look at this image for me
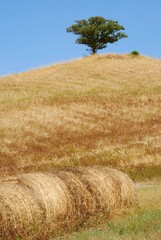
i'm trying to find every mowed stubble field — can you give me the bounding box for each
[0,54,161,239]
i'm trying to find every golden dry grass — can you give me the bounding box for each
[0,166,137,239]
[0,54,161,178]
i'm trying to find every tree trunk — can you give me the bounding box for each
[91,47,97,54]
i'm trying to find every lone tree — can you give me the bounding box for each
[66,16,128,54]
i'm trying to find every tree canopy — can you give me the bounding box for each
[66,16,128,54]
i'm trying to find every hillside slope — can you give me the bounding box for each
[0,54,161,179]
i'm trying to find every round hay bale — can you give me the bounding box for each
[0,167,138,238]
[0,181,43,233]
[56,171,96,221]
[100,167,138,206]
[68,167,122,214]
[17,172,73,223]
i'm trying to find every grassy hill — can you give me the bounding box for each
[1,53,161,239]
[0,53,161,180]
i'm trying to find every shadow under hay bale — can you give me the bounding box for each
[0,167,138,239]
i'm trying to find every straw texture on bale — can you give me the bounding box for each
[68,167,122,214]
[0,183,42,229]
[0,166,138,238]
[100,167,138,206]
[16,172,73,223]
[56,171,95,220]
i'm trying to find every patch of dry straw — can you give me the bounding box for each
[0,167,138,238]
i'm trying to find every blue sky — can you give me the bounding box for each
[0,0,161,75]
